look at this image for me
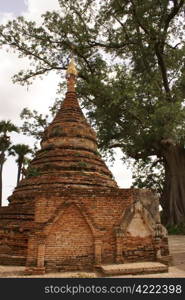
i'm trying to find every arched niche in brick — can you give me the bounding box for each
[40,200,98,237]
[44,203,95,271]
[117,200,155,236]
[114,201,156,263]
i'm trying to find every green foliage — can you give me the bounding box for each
[77,161,88,169]
[20,108,49,141]
[132,157,165,195]
[0,120,19,204]
[167,223,185,235]
[51,126,64,137]
[94,150,101,157]
[0,120,19,160]
[0,136,10,154]
[26,166,40,178]
[9,143,33,183]
[1,1,185,158]
[0,120,19,136]
[73,152,81,157]
[9,144,33,163]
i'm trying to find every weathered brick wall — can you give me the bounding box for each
[45,204,94,271]
[25,188,167,271]
[0,205,34,265]
[34,189,133,227]
[26,234,39,267]
[101,232,116,264]
[0,188,169,271]
[122,236,156,262]
[25,188,133,270]
[160,237,169,256]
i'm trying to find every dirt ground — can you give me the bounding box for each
[0,235,184,278]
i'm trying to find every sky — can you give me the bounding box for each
[0,0,27,15]
[0,0,132,205]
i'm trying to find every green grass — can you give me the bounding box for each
[167,223,185,235]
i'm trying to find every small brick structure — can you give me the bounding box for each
[0,60,169,275]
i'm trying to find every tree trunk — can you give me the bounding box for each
[0,163,3,207]
[0,151,5,207]
[17,162,22,185]
[160,144,185,226]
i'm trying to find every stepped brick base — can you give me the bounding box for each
[98,262,168,276]
[24,267,46,275]
[0,255,26,266]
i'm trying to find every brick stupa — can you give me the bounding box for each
[0,59,169,275]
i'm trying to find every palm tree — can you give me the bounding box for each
[0,120,19,206]
[9,144,33,185]
[21,157,32,180]
[0,120,19,138]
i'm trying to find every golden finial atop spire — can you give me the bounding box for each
[66,56,78,92]
[66,57,78,77]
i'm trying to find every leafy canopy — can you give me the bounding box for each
[9,144,33,164]
[0,0,185,161]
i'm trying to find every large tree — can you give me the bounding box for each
[1,0,185,225]
[9,144,33,185]
[0,121,19,206]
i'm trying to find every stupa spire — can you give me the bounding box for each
[8,54,117,201]
[66,57,78,92]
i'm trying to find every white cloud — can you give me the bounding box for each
[108,149,133,188]
[24,0,60,22]
[0,12,14,24]
[0,49,59,123]
[25,0,60,13]
[0,0,132,206]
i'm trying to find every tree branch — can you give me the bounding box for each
[108,143,126,149]
[130,0,150,35]
[154,40,173,100]
[164,0,185,32]
[14,66,63,83]
[107,143,156,159]
[1,35,52,67]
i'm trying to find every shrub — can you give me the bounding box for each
[166,223,185,235]
[27,167,41,178]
